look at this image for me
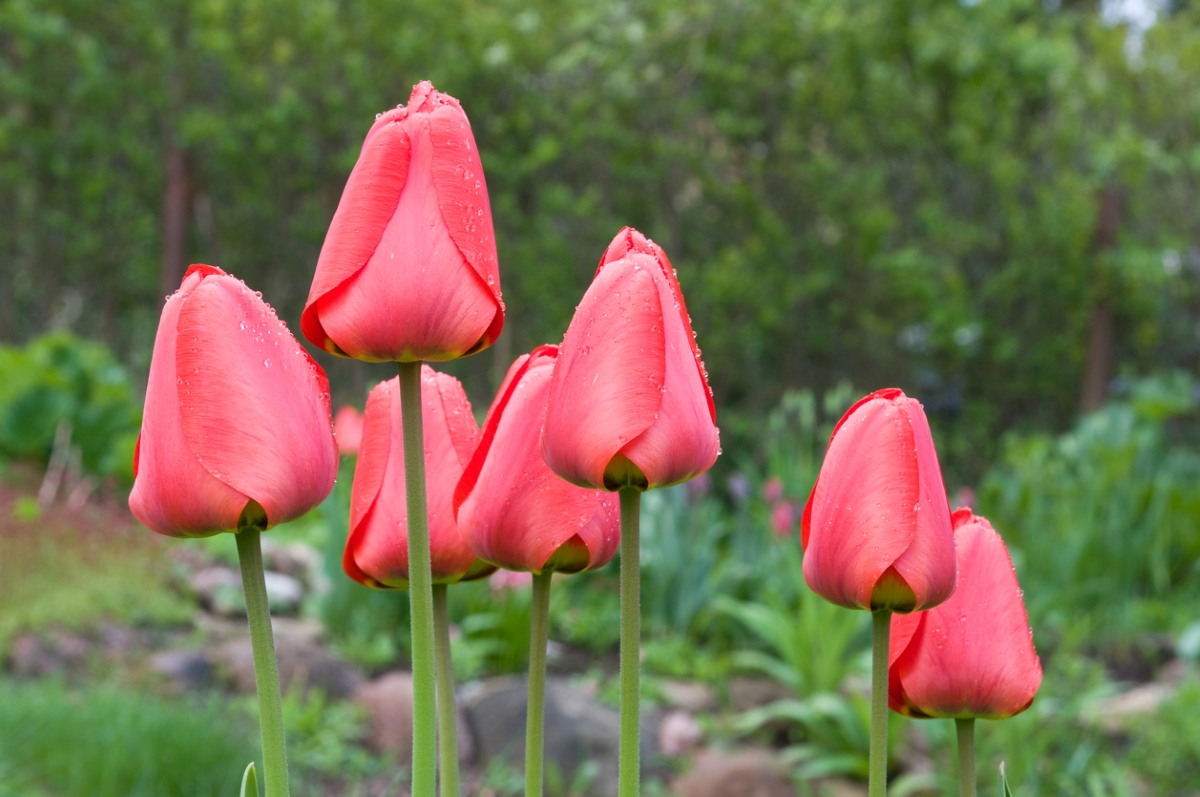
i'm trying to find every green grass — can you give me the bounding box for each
[0,517,192,652]
[0,680,256,797]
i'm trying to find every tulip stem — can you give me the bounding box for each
[235,528,290,797]
[618,487,641,797]
[399,360,437,797]
[432,584,459,797]
[956,718,976,797]
[526,571,553,797]
[869,609,891,797]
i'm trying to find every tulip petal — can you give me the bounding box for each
[303,121,410,354]
[458,347,620,572]
[802,395,919,609]
[619,251,720,487]
[890,512,1042,719]
[428,102,503,351]
[129,272,249,536]
[889,402,957,610]
[176,276,338,529]
[316,121,496,362]
[542,260,666,489]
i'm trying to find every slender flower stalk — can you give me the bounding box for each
[956,718,976,797]
[432,584,459,797]
[235,527,290,797]
[399,360,437,797]
[869,610,891,797]
[618,488,641,797]
[525,572,553,797]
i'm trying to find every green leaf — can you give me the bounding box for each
[240,762,257,797]
[998,762,1014,797]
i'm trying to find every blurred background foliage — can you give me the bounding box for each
[3,0,1200,484]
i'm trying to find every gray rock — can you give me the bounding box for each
[463,676,662,797]
[190,566,244,616]
[658,710,703,756]
[730,677,793,712]
[150,649,215,691]
[353,671,474,765]
[213,633,362,699]
[672,749,796,797]
[263,571,304,614]
[5,631,90,677]
[659,679,717,713]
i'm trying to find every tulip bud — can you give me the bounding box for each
[801,388,956,612]
[456,345,620,574]
[344,366,495,588]
[889,509,1042,719]
[130,265,338,537]
[303,81,504,363]
[334,406,364,456]
[541,227,720,491]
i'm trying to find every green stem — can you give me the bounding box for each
[956,718,976,797]
[869,610,891,797]
[526,571,553,797]
[618,488,641,797]
[399,360,437,797]
[235,528,290,797]
[432,584,459,797]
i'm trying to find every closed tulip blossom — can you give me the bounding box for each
[541,227,718,797]
[456,344,620,797]
[334,406,364,456]
[130,264,338,537]
[302,80,503,363]
[129,263,338,797]
[343,366,495,588]
[802,388,956,614]
[890,508,1042,720]
[457,345,620,576]
[801,387,956,797]
[890,509,1041,797]
[542,227,719,491]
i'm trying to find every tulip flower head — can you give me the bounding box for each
[344,366,496,588]
[801,389,956,613]
[334,405,364,456]
[302,81,504,363]
[889,509,1042,719]
[456,345,620,574]
[541,227,720,492]
[130,264,339,537]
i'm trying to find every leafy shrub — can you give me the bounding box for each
[0,332,141,482]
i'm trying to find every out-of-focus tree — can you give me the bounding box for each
[1,0,1197,479]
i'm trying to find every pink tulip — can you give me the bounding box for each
[456,345,619,574]
[762,477,784,504]
[770,501,796,538]
[130,264,338,537]
[889,509,1042,719]
[541,227,720,491]
[343,366,495,588]
[302,81,504,363]
[801,389,956,612]
[334,406,364,456]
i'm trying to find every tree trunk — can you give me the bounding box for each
[159,146,189,298]
[1079,187,1120,414]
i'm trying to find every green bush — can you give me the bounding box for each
[0,332,141,483]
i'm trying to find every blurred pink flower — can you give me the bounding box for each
[489,569,533,593]
[770,501,797,537]
[334,405,363,456]
[762,476,784,504]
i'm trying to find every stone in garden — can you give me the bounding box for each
[1086,682,1176,734]
[149,649,214,691]
[6,631,90,677]
[262,570,304,614]
[463,675,663,797]
[659,679,717,713]
[213,632,362,698]
[353,670,473,765]
[190,566,244,615]
[260,538,322,582]
[658,710,703,756]
[671,749,796,797]
[730,676,792,712]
